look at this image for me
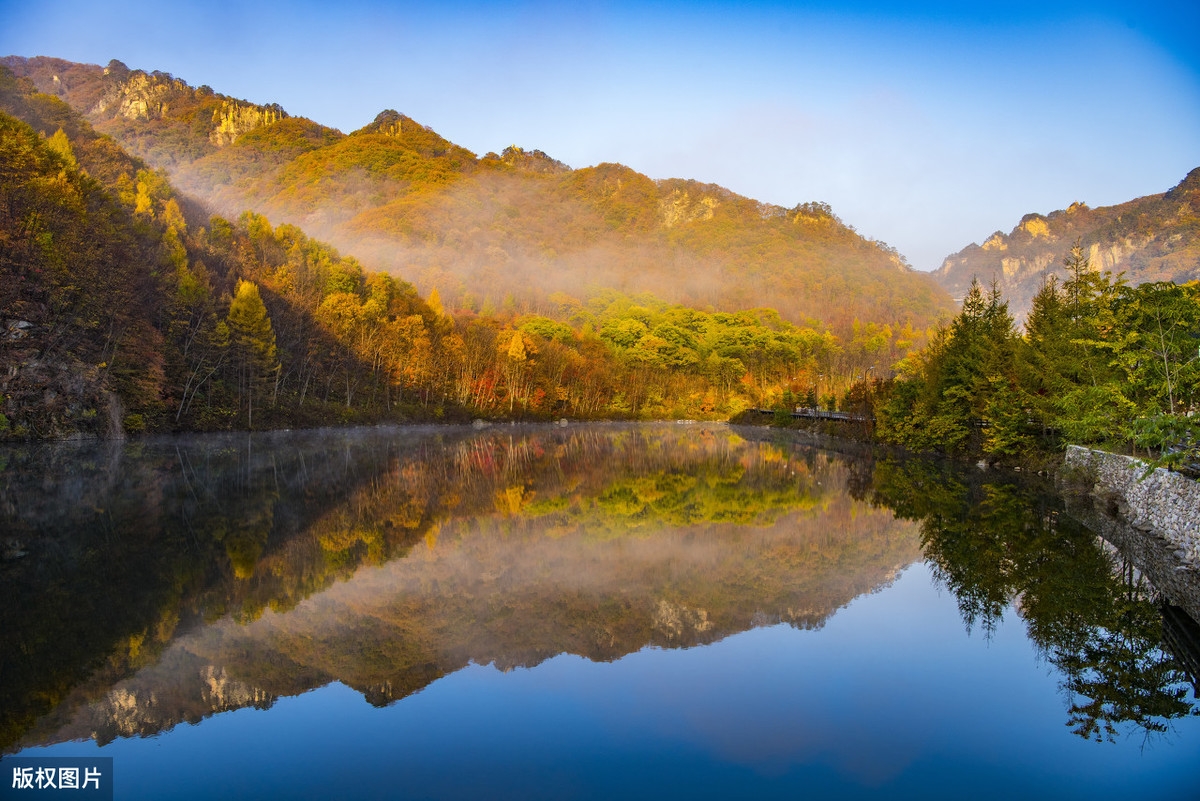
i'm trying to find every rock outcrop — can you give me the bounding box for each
[934,170,1200,319]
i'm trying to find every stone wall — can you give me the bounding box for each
[1062,445,1200,566]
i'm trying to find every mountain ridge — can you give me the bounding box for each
[932,168,1200,318]
[1,55,952,335]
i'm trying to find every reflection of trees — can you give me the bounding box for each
[10,428,1198,752]
[1,431,418,749]
[140,452,918,723]
[1059,584,1192,742]
[869,456,1197,742]
[6,425,924,748]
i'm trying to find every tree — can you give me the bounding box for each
[502,330,530,411]
[226,280,279,428]
[427,286,445,317]
[46,128,77,171]
[1058,238,1121,389]
[1111,282,1200,416]
[1019,275,1072,433]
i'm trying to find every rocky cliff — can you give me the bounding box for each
[2,56,292,166]
[934,169,1200,319]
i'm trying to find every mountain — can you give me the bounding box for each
[0,69,174,439]
[2,56,953,334]
[0,63,459,438]
[0,60,936,436]
[933,169,1200,318]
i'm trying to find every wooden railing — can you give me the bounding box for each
[753,408,871,423]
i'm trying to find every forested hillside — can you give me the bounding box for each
[2,56,953,336]
[934,170,1200,319]
[0,65,925,438]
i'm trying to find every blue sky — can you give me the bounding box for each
[2,0,1197,270]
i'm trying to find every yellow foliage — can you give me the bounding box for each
[319,527,369,552]
[388,496,427,527]
[506,330,527,361]
[758,443,786,463]
[496,485,526,515]
[427,286,445,317]
[134,179,153,215]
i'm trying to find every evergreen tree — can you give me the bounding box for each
[1051,240,1127,442]
[1019,275,1072,433]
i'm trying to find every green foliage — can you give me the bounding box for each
[1057,385,1136,444]
[519,316,574,344]
[876,280,1020,456]
[1110,281,1200,416]
[1131,414,1200,476]
[874,244,1200,464]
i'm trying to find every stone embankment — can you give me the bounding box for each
[1062,445,1200,567]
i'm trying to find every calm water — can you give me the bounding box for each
[2,423,1198,800]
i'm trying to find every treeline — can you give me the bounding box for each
[144,203,926,429]
[843,243,1200,469]
[1,98,932,438]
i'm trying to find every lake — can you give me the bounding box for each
[2,422,1198,800]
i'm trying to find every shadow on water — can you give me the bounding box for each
[1,423,1197,753]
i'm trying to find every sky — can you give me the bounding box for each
[2,0,1198,270]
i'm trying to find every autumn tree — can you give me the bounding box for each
[226,280,279,428]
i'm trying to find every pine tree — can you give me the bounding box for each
[1019,275,1071,433]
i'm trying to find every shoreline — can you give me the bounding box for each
[731,412,1200,608]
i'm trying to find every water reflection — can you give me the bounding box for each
[866,454,1198,742]
[1,424,1196,757]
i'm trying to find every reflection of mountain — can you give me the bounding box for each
[11,425,1194,751]
[5,424,921,749]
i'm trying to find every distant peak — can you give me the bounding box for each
[1165,166,1200,201]
[354,109,427,137]
[498,145,569,173]
[373,109,407,126]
